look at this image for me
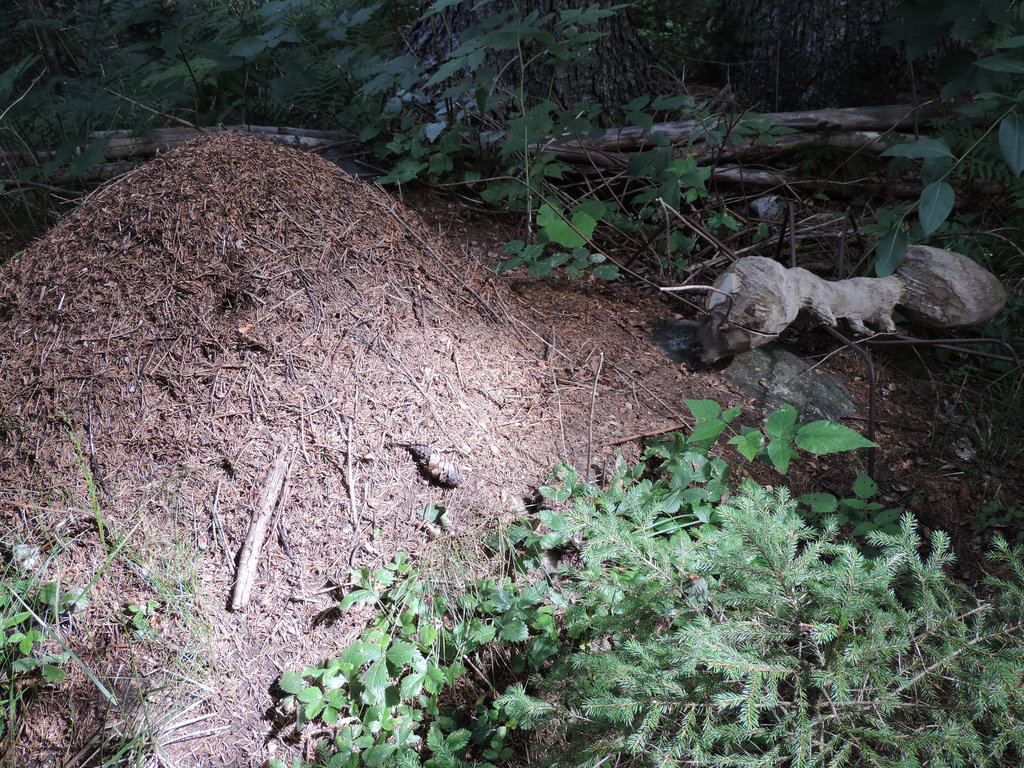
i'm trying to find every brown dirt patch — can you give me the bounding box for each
[1,132,1019,766]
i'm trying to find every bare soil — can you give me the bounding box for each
[1,133,1019,766]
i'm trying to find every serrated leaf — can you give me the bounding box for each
[400,671,424,699]
[795,422,876,454]
[685,399,721,422]
[497,617,529,643]
[918,181,955,235]
[766,438,796,474]
[537,204,585,248]
[297,686,323,705]
[278,671,306,694]
[592,263,619,280]
[852,472,878,499]
[999,112,1024,177]
[765,405,798,438]
[361,657,390,703]
[423,121,446,142]
[728,431,763,462]
[386,640,416,667]
[447,728,472,751]
[41,664,65,683]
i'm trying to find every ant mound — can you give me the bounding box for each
[0,132,693,764]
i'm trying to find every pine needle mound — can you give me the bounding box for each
[0,133,558,760]
[2,132,546,538]
[0,132,697,763]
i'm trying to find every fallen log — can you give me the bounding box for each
[0,124,353,169]
[558,103,946,153]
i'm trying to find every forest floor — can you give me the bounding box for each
[1,133,1020,767]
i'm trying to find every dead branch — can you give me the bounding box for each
[562,103,946,153]
[231,443,292,611]
[1,125,355,170]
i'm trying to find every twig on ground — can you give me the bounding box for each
[347,389,360,530]
[417,286,430,349]
[231,443,292,611]
[607,423,691,446]
[586,352,604,482]
[210,480,233,566]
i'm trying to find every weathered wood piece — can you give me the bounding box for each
[895,245,1008,329]
[697,247,1007,362]
[558,104,945,152]
[231,444,292,611]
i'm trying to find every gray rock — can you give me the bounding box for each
[725,346,856,423]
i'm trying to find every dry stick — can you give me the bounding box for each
[548,324,568,457]
[231,444,292,611]
[607,423,691,446]
[210,480,233,566]
[346,389,360,530]
[106,88,201,130]
[585,353,604,481]
[417,286,430,349]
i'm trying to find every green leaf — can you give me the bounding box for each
[852,472,878,499]
[799,493,838,515]
[297,686,323,705]
[278,671,306,694]
[537,204,585,248]
[685,399,722,422]
[918,181,955,235]
[795,422,876,454]
[764,405,798,439]
[386,641,416,667]
[230,37,268,58]
[423,121,446,142]
[41,664,65,683]
[880,138,954,159]
[728,431,763,462]
[975,55,1024,74]
[592,263,619,280]
[339,588,374,611]
[766,438,797,474]
[874,226,907,277]
[362,657,390,703]
[688,420,728,446]
[999,112,1024,177]
[497,617,529,643]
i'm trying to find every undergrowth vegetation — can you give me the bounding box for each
[270,402,1024,767]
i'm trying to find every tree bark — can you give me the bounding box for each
[730,0,906,111]
[406,0,670,124]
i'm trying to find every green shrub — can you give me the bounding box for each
[500,486,1024,767]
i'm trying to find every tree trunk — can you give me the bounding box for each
[407,0,669,124]
[731,0,906,111]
